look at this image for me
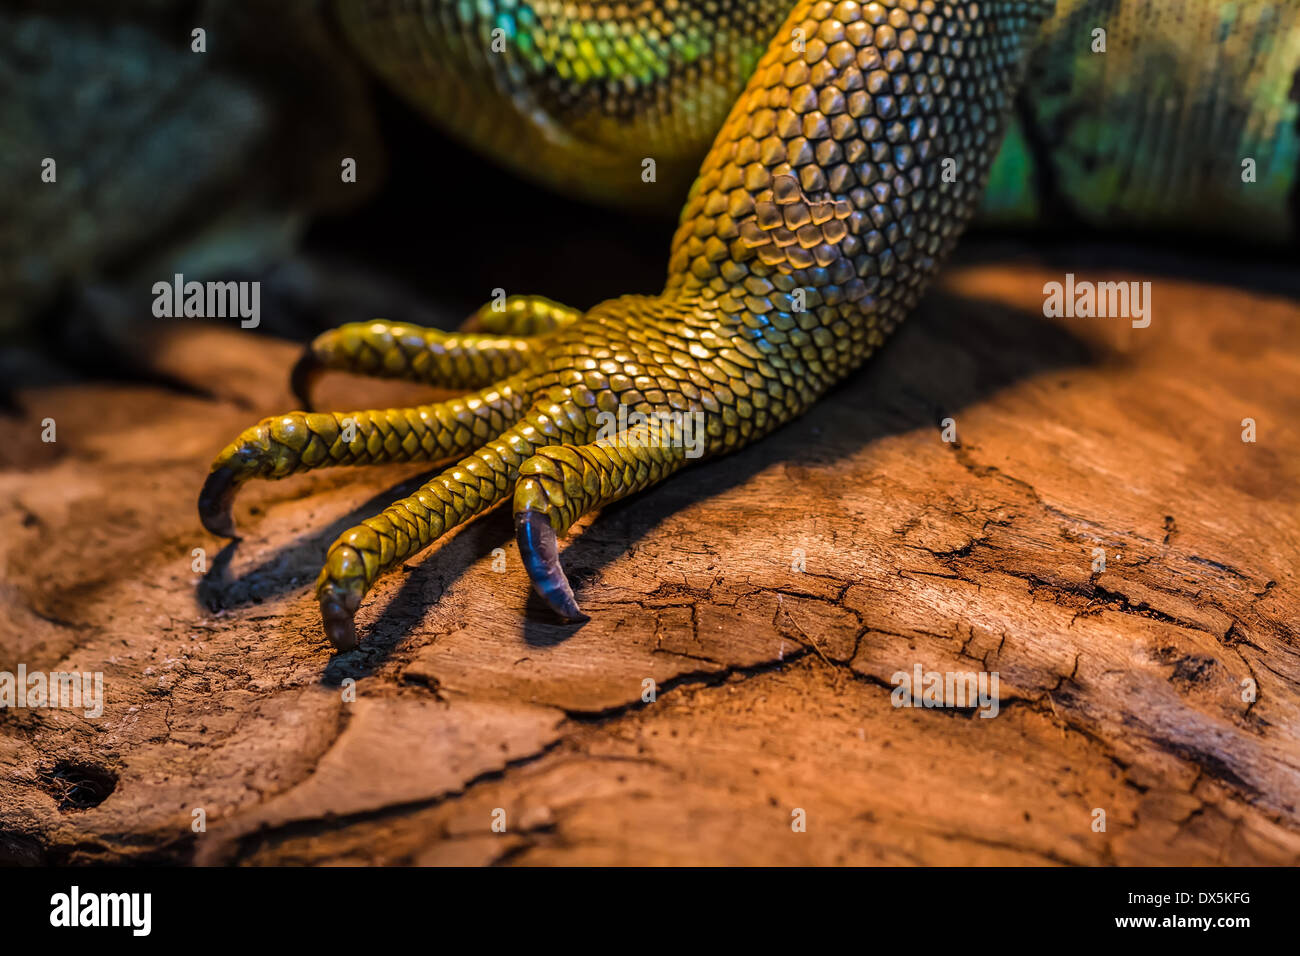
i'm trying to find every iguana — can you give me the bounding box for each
[199,0,1300,650]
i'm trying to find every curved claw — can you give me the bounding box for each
[515,511,588,623]
[198,466,241,539]
[319,587,360,651]
[289,350,322,412]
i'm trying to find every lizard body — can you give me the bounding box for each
[200,0,1300,647]
[338,0,1300,235]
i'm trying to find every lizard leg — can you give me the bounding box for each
[315,386,594,649]
[290,319,536,410]
[198,376,529,538]
[203,0,1054,645]
[513,416,692,621]
[457,294,583,336]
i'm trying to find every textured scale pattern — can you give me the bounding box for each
[336,0,798,203]
[202,0,1296,647]
[978,0,1300,238]
[297,320,535,392]
[339,0,1300,234]
[202,0,1053,647]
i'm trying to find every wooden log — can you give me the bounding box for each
[0,248,1297,865]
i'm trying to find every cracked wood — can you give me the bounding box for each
[1,252,1298,864]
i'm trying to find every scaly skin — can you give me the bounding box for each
[334,0,799,204]
[980,0,1300,238]
[202,0,1058,648]
[336,0,1300,235]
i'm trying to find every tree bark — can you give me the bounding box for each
[1,246,1297,865]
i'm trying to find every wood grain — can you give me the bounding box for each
[1,248,1297,865]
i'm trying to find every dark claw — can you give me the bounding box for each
[289,351,323,412]
[515,511,588,623]
[320,591,359,651]
[198,466,240,538]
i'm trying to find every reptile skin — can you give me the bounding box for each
[199,0,1300,649]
